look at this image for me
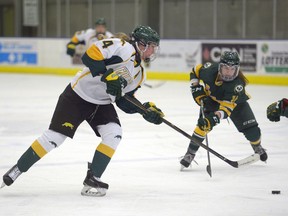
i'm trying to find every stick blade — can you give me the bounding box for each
[206,165,212,177]
[237,153,260,167]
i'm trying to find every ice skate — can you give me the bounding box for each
[180,152,197,171]
[81,165,109,197]
[251,144,268,162]
[1,164,22,188]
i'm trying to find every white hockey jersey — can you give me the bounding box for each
[72,28,114,47]
[70,38,146,105]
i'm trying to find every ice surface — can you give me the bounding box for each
[0,73,288,216]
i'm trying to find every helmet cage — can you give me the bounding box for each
[218,63,239,82]
[135,40,159,63]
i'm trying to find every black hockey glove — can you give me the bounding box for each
[198,112,220,131]
[267,98,288,122]
[142,102,164,125]
[101,68,128,100]
[191,84,207,106]
[66,42,76,57]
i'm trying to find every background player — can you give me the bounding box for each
[2,25,163,197]
[180,51,267,169]
[267,98,288,122]
[66,17,113,57]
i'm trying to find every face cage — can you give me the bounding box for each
[218,63,240,82]
[135,41,159,63]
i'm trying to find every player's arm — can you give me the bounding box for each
[66,31,85,57]
[189,64,207,106]
[116,90,164,125]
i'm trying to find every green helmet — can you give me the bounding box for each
[220,51,240,66]
[95,18,106,26]
[131,25,160,46]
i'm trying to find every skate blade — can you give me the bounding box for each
[81,185,107,197]
[1,182,6,189]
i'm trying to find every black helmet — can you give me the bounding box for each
[220,51,240,66]
[95,18,106,26]
[218,51,240,82]
[131,25,160,46]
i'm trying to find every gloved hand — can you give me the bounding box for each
[142,102,164,125]
[190,84,207,106]
[198,112,220,131]
[101,69,128,100]
[267,98,288,122]
[66,42,76,57]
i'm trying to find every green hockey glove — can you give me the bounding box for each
[142,102,164,125]
[190,84,207,106]
[198,112,220,131]
[267,98,288,122]
[66,42,76,57]
[101,69,128,100]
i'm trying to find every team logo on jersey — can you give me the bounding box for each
[234,85,244,94]
[49,141,57,148]
[114,135,122,139]
[62,122,74,130]
[203,62,212,68]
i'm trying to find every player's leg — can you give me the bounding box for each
[82,104,122,196]
[180,126,206,169]
[2,130,67,187]
[2,85,88,187]
[230,102,267,162]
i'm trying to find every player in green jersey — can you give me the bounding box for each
[180,51,267,169]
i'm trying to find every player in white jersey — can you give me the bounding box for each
[66,18,113,57]
[2,25,163,197]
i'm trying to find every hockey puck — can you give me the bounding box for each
[271,190,281,194]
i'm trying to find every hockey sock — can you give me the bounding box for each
[17,145,41,172]
[90,143,115,178]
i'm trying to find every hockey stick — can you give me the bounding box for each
[200,100,212,177]
[123,95,260,168]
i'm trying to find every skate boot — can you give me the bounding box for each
[180,151,196,171]
[251,144,268,162]
[81,163,109,197]
[1,164,22,188]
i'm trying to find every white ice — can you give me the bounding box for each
[0,73,288,216]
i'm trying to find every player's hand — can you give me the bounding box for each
[142,102,164,125]
[198,112,220,131]
[267,98,288,122]
[66,42,76,57]
[101,69,127,100]
[190,84,207,106]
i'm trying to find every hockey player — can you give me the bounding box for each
[66,17,113,57]
[267,98,288,122]
[180,51,267,169]
[2,25,163,197]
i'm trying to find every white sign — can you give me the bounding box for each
[23,0,39,26]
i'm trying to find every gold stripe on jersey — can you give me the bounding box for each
[86,44,104,60]
[219,105,232,116]
[193,64,203,78]
[96,143,115,158]
[136,65,145,87]
[71,35,79,44]
[72,71,91,89]
[31,140,47,158]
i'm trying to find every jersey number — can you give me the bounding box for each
[102,40,113,49]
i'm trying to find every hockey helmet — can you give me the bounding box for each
[131,25,160,62]
[95,18,106,26]
[218,51,240,81]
